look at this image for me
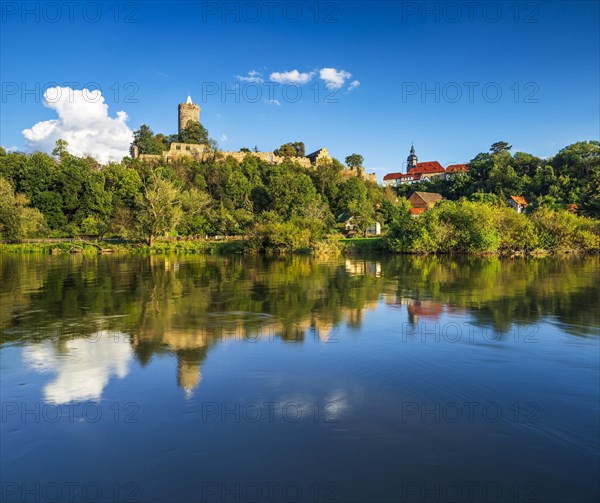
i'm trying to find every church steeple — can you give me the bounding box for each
[407,143,418,169]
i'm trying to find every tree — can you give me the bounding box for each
[131,125,168,155]
[135,173,181,245]
[179,120,209,144]
[274,142,305,158]
[552,141,600,178]
[274,143,297,158]
[0,177,46,241]
[490,141,512,155]
[240,147,251,153]
[345,154,364,168]
[52,139,69,159]
[348,198,375,237]
[268,172,319,219]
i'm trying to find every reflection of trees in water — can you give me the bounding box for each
[1,254,598,395]
[386,256,600,336]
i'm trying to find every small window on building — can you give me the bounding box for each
[186,146,191,151]
[176,146,181,151]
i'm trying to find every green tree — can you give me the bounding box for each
[180,120,209,144]
[135,173,181,245]
[345,154,364,168]
[131,125,168,155]
[52,139,69,159]
[268,172,318,219]
[0,177,46,241]
[491,141,512,154]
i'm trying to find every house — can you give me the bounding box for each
[566,204,578,214]
[338,212,381,236]
[507,195,528,213]
[445,164,470,179]
[408,191,443,216]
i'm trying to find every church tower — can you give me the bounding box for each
[178,95,201,137]
[407,143,418,169]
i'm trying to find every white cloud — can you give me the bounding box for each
[269,70,314,85]
[319,68,352,88]
[22,86,134,164]
[23,332,132,404]
[236,70,264,84]
[348,80,361,91]
[220,134,228,142]
[264,99,281,106]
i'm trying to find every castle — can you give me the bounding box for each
[132,95,377,183]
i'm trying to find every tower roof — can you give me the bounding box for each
[407,144,418,165]
[186,95,193,104]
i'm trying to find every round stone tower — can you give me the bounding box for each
[178,95,201,137]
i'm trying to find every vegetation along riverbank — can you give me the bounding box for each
[1,139,599,255]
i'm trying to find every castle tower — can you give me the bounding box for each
[178,95,201,137]
[407,143,418,169]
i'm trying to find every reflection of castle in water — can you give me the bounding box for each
[132,305,380,397]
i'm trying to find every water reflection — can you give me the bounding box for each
[1,254,599,402]
[22,331,132,403]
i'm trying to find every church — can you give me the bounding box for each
[383,145,469,186]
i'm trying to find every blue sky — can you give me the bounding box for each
[1,0,599,179]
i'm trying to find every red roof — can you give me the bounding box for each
[408,161,445,175]
[446,164,469,173]
[383,172,403,181]
[385,161,451,181]
[510,195,528,207]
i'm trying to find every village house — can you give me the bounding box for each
[507,195,528,213]
[338,212,382,236]
[408,191,444,216]
[445,163,470,179]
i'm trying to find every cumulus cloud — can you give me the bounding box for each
[269,70,314,85]
[22,86,134,164]
[348,80,361,91]
[319,68,352,88]
[237,70,264,84]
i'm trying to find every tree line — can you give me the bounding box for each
[0,139,598,253]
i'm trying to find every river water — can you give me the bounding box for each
[1,255,598,502]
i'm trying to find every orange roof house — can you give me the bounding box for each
[408,192,443,216]
[507,195,528,213]
[445,164,470,174]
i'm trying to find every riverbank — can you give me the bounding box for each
[0,237,596,256]
[0,238,382,255]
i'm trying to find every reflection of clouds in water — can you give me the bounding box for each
[23,332,132,404]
